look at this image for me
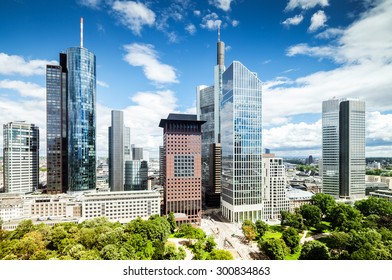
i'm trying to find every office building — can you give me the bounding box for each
[108,110,131,191]
[46,18,96,193]
[196,26,225,206]
[322,98,366,199]
[262,154,290,220]
[220,61,263,223]
[3,122,39,194]
[46,57,67,194]
[132,145,144,160]
[124,160,148,191]
[159,114,205,225]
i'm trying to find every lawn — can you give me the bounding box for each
[285,248,301,260]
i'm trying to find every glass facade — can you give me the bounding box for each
[220,61,263,223]
[66,47,96,191]
[124,160,148,191]
[322,98,365,198]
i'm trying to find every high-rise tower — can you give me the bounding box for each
[322,98,365,198]
[196,25,225,207]
[46,18,96,193]
[159,114,205,225]
[220,61,263,223]
[3,122,39,194]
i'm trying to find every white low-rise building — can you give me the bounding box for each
[81,190,161,223]
[287,187,314,212]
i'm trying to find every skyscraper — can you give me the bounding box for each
[124,160,148,191]
[109,110,131,192]
[322,98,366,198]
[3,122,39,194]
[46,18,96,193]
[220,61,263,223]
[196,26,225,206]
[131,145,144,160]
[262,153,290,220]
[159,114,205,225]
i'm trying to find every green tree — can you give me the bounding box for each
[258,239,289,260]
[10,219,35,240]
[162,242,186,260]
[207,249,234,260]
[310,193,336,217]
[281,227,300,253]
[167,212,177,233]
[328,203,363,231]
[242,220,257,242]
[355,196,392,215]
[100,244,121,260]
[205,235,217,252]
[280,210,304,230]
[299,204,322,228]
[255,220,269,239]
[299,241,330,260]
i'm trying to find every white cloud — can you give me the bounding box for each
[96,90,181,158]
[194,10,201,16]
[231,19,240,27]
[285,0,329,11]
[308,10,327,32]
[286,43,342,62]
[282,14,304,26]
[315,28,344,39]
[209,0,234,12]
[123,43,178,84]
[78,0,102,9]
[97,80,109,88]
[185,24,196,35]
[366,111,392,142]
[0,53,56,76]
[112,1,155,35]
[263,120,322,151]
[0,80,45,99]
[0,97,47,155]
[200,13,222,30]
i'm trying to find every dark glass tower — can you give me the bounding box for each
[46,23,96,193]
[46,54,68,193]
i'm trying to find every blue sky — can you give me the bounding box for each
[0,0,391,159]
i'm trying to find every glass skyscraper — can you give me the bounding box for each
[322,98,365,198]
[46,44,96,193]
[220,61,263,223]
[67,47,96,192]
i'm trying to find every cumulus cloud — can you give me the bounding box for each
[231,19,239,27]
[315,28,344,39]
[0,53,56,76]
[96,90,181,157]
[209,0,234,11]
[282,14,304,26]
[0,80,45,99]
[123,43,178,84]
[112,1,155,35]
[194,10,201,16]
[366,111,392,143]
[285,0,329,11]
[185,23,196,35]
[200,13,222,30]
[0,97,46,155]
[309,10,327,32]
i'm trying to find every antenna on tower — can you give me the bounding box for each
[218,22,221,42]
[80,17,84,48]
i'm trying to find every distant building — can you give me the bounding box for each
[287,187,314,212]
[322,98,365,199]
[159,113,205,225]
[262,155,290,220]
[108,110,131,191]
[124,160,148,191]
[132,145,144,161]
[3,122,39,194]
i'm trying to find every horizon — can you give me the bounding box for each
[0,0,391,159]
